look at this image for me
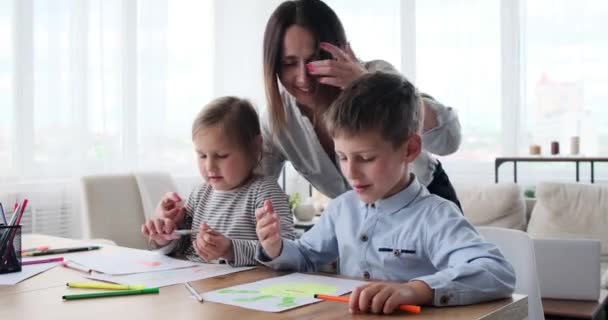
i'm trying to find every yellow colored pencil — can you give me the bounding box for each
[66,282,146,290]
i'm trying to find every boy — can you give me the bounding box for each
[255,72,515,314]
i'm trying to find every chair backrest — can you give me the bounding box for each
[477,226,544,320]
[527,182,608,256]
[80,174,148,249]
[134,171,178,220]
[458,183,527,230]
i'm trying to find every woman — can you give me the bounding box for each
[259,0,462,209]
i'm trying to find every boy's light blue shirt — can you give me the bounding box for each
[256,176,516,306]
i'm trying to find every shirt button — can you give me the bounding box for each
[440,295,450,305]
[360,234,368,242]
[393,249,401,257]
[363,271,370,280]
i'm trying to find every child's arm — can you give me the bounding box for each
[227,179,296,267]
[255,200,284,258]
[141,217,181,247]
[256,197,339,272]
[192,222,234,262]
[155,192,186,226]
[144,190,195,254]
[348,280,433,314]
[411,203,515,306]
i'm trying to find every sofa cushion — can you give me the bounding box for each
[458,183,527,230]
[527,182,608,256]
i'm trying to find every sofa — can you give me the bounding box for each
[457,182,608,292]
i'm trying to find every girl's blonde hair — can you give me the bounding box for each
[192,96,261,156]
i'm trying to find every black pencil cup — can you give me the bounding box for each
[0,225,22,274]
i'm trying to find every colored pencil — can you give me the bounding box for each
[62,288,159,300]
[184,282,204,302]
[22,246,101,257]
[61,261,92,273]
[22,257,64,265]
[67,282,146,290]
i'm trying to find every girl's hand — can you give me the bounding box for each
[155,192,185,224]
[193,223,234,262]
[255,200,283,259]
[141,217,181,246]
[306,42,367,89]
[349,281,432,314]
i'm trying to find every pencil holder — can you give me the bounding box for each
[0,225,22,274]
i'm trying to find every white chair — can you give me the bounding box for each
[134,171,178,220]
[81,173,176,249]
[477,226,544,320]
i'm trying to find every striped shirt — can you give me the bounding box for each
[163,175,295,267]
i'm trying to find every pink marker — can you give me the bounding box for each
[22,256,64,266]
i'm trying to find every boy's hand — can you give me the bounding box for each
[156,192,185,225]
[141,217,181,246]
[193,223,234,262]
[255,199,283,259]
[349,281,433,314]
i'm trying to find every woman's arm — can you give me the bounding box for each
[420,96,461,156]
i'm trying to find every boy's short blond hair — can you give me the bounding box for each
[323,72,423,148]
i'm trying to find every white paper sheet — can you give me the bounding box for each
[68,249,199,275]
[0,262,60,285]
[86,264,255,288]
[203,273,366,312]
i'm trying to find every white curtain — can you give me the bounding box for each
[1,0,607,237]
[0,0,215,237]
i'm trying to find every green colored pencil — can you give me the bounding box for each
[62,288,159,300]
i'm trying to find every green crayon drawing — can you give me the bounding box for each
[218,282,337,308]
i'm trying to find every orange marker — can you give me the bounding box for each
[314,294,421,314]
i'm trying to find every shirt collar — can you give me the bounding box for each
[358,174,423,215]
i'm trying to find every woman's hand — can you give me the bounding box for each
[306,42,367,89]
[193,223,234,262]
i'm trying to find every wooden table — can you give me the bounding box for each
[543,290,608,320]
[0,235,528,320]
[494,156,608,183]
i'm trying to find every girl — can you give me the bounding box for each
[142,96,295,267]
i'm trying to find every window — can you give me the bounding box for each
[416,0,501,163]
[327,0,402,71]
[0,0,13,179]
[524,0,608,157]
[1,0,213,237]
